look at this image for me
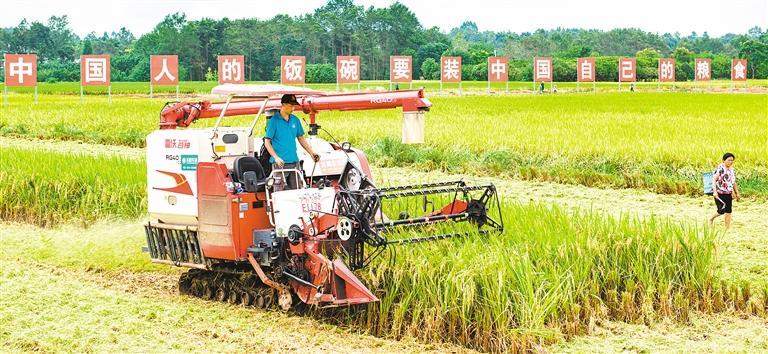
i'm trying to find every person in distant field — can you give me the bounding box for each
[708,152,740,229]
[552,84,558,93]
[264,94,320,190]
[539,81,545,94]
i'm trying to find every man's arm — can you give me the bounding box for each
[297,136,319,162]
[264,138,284,167]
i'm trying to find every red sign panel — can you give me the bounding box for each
[336,56,360,84]
[441,56,462,83]
[218,55,245,84]
[3,54,37,87]
[533,57,552,82]
[389,56,412,83]
[731,59,748,81]
[658,58,675,82]
[150,55,179,85]
[577,57,596,82]
[487,56,508,82]
[80,55,111,86]
[619,58,636,82]
[281,56,306,85]
[695,58,711,81]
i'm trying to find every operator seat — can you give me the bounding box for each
[233,156,266,192]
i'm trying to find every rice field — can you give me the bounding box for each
[2,166,765,351]
[0,146,146,226]
[1,86,766,352]
[1,142,766,351]
[1,91,765,198]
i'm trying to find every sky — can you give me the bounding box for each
[2,0,766,38]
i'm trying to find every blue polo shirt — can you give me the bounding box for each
[265,113,305,164]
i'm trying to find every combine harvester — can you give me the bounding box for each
[143,84,503,310]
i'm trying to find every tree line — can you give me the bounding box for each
[1,0,766,83]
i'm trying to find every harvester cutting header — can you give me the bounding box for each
[144,84,503,310]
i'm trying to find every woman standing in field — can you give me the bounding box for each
[708,152,740,229]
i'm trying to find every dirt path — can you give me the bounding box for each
[0,136,144,159]
[0,256,472,353]
[2,220,766,352]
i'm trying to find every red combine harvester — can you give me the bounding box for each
[143,84,503,310]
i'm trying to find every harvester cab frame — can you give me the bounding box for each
[143,84,503,311]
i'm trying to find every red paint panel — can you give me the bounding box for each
[3,54,37,86]
[151,55,179,85]
[81,55,111,86]
[218,55,245,84]
[281,56,306,85]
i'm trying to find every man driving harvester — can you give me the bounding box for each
[264,94,320,190]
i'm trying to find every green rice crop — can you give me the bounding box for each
[0,146,146,226]
[1,91,765,197]
[353,205,733,351]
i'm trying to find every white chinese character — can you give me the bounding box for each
[9,57,33,83]
[154,57,176,82]
[392,58,410,79]
[339,58,358,80]
[85,58,107,83]
[222,58,242,82]
[734,61,746,80]
[283,58,303,81]
[621,60,634,80]
[443,58,460,80]
[660,60,674,80]
[580,60,593,80]
[536,59,550,80]
[696,61,710,80]
[490,59,506,80]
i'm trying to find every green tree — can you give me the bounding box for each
[420,58,439,80]
[636,48,661,81]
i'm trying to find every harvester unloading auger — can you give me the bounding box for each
[143,84,503,310]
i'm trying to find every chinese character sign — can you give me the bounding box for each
[281,56,305,85]
[336,56,360,84]
[389,56,412,83]
[441,56,462,83]
[658,58,676,82]
[218,55,245,84]
[619,58,636,82]
[695,58,711,81]
[150,55,179,85]
[487,56,508,82]
[533,57,552,82]
[731,59,748,81]
[577,57,595,82]
[3,54,37,87]
[80,55,111,86]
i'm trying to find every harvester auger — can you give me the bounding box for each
[143,84,503,311]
